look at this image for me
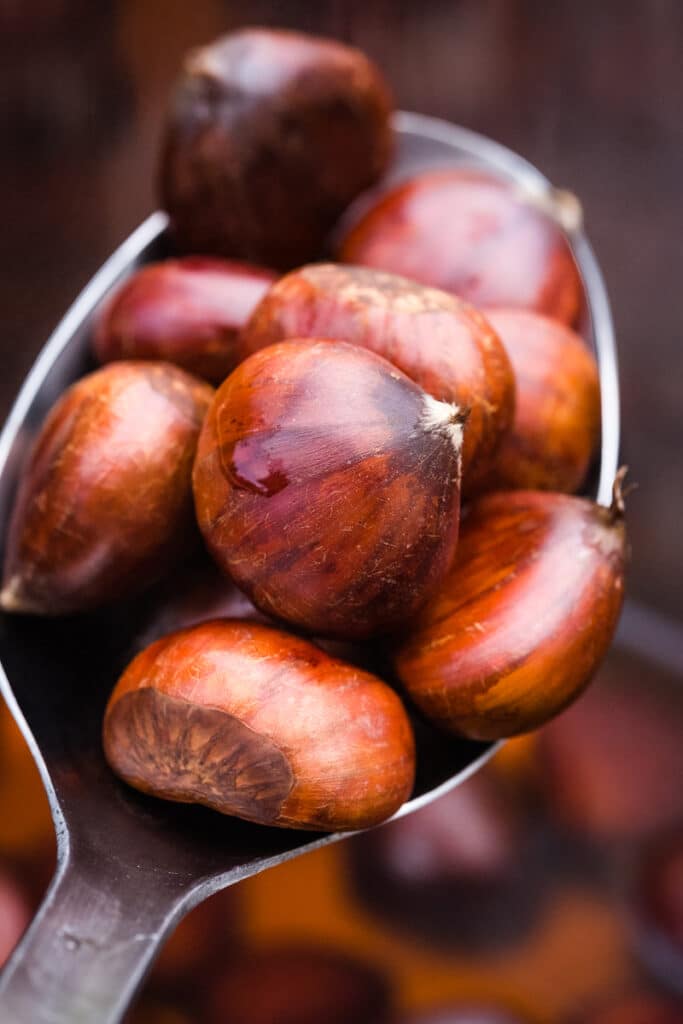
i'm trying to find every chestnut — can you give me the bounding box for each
[193,339,464,639]
[392,480,627,739]
[239,263,514,491]
[538,647,683,843]
[346,768,545,951]
[0,865,31,968]
[0,362,213,616]
[205,944,393,1024]
[93,257,276,384]
[103,620,415,831]
[483,309,600,493]
[159,29,393,269]
[338,169,583,325]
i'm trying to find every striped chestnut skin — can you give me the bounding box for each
[482,309,600,493]
[103,620,416,831]
[392,486,627,740]
[193,339,464,639]
[0,362,213,616]
[338,169,583,326]
[239,263,514,492]
[159,28,393,269]
[93,257,276,384]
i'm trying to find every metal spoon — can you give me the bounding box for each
[0,113,620,1024]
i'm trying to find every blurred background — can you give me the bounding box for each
[0,2,682,1022]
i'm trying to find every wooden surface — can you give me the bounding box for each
[1,1,681,622]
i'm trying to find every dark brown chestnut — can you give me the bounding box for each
[103,620,415,831]
[93,258,276,384]
[538,647,683,843]
[205,944,393,1024]
[0,362,213,616]
[239,263,514,491]
[392,481,627,739]
[338,169,583,325]
[159,29,393,269]
[483,309,600,492]
[193,339,464,639]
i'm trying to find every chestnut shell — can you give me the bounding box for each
[159,28,393,269]
[93,257,276,384]
[103,620,415,831]
[338,168,582,325]
[239,263,514,492]
[392,488,627,739]
[483,309,600,493]
[0,361,213,615]
[193,339,464,639]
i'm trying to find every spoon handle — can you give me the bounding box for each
[0,845,188,1023]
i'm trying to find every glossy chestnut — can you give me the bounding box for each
[103,620,416,831]
[193,339,464,639]
[0,362,213,616]
[160,28,393,269]
[483,309,600,492]
[392,481,627,739]
[338,168,583,325]
[93,258,276,384]
[240,263,514,490]
[206,944,393,1024]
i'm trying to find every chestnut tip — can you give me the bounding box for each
[518,184,584,235]
[0,577,39,615]
[419,394,467,455]
[610,465,634,520]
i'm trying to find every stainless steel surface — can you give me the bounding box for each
[0,112,620,1023]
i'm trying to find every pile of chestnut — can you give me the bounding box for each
[0,28,627,833]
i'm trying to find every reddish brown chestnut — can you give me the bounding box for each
[159,29,393,268]
[392,480,627,739]
[0,362,213,616]
[206,944,393,1024]
[482,309,600,492]
[396,1007,533,1024]
[93,258,276,384]
[103,620,415,831]
[193,339,464,639]
[239,264,514,491]
[338,169,583,325]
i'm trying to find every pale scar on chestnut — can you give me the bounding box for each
[104,689,294,823]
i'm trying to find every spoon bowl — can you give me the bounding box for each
[0,113,619,1024]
